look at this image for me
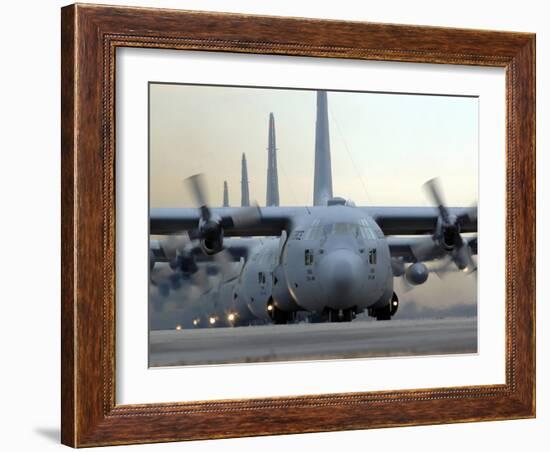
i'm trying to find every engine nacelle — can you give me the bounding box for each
[170,252,199,274]
[200,235,223,255]
[436,214,461,252]
[168,272,183,290]
[405,262,429,286]
[452,246,471,271]
[391,259,405,277]
[199,218,225,255]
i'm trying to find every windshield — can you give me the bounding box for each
[305,220,377,240]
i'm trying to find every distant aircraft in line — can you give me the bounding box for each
[150,91,477,326]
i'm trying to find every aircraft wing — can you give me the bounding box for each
[364,206,476,235]
[150,207,311,237]
[151,205,477,237]
[387,235,478,262]
[150,237,265,263]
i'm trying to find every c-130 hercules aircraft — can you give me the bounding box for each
[150,90,477,326]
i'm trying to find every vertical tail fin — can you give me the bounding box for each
[241,153,250,207]
[313,91,333,206]
[223,181,229,207]
[266,112,280,206]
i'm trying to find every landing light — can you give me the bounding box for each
[267,305,273,311]
[209,317,216,325]
[227,313,236,322]
[392,301,398,306]
[175,324,182,331]
[192,319,199,326]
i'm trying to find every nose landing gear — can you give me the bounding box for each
[325,307,356,323]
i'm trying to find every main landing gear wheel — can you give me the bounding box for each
[375,309,392,321]
[327,309,339,323]
[342,308,355,322]
[270,304,295,325]
[370,293,399,321]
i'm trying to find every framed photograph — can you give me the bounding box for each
[61,3,535,447]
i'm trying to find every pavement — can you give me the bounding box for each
[149,317,478,366]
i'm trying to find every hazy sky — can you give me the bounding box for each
[149,83,478,208]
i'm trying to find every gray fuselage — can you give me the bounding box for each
[234,204,394,320]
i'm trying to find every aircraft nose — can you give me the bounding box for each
[318,249,364,306]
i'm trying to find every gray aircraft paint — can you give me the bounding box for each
[266,112,280,207]
[234,238,280,320]
[281,205,393,313]
[225,204,394,320]
[241,153,250,207]
[223,181,229,207]
[313,91,333,206]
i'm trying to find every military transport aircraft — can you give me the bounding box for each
[149,91,477,325]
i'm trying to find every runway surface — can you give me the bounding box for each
[149,317,477,367]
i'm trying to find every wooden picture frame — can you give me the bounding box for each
[61,3,535,447]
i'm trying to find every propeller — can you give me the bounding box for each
[428,255,455,279]
[186,174,262,254]
[149,231,207,298]
[418,178,477,274]
[391,257,406,277]
[410,237,440,263]
[151,260,209,299]
[150,173,262,300]
[213,248,239,280]
[160,231,193,262]
[152,242,241,299]
[424,178,450,224]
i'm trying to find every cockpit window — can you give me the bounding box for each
[307,225,326,240]
[305,221,326,240]
[332,223,358,236]
[305,221,380,240]
[367,218,385,239]
[332,221,376,240]
[359,219,377,239]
